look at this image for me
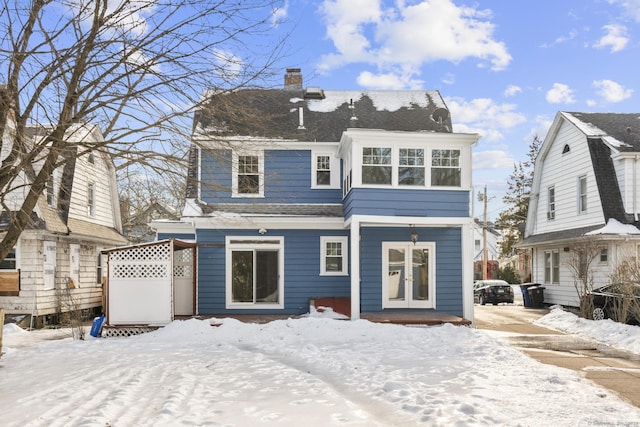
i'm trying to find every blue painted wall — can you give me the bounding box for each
[344,188,470,219]
[200,148,343,204]
[157,233,195,241]
[196,228,350,315]
[359,226,464,316]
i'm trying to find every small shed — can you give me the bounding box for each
[103,238,197,326]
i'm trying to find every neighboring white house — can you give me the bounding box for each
[472,218,502,279]
[519,112,640,306]
[0,121,127,326]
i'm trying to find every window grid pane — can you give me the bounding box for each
[238,155,259,194]
[431,149,461,186]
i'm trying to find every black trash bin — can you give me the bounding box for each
[519,283,540,308]
[527,286,545,308]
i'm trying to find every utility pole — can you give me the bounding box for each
[483,185,488,280]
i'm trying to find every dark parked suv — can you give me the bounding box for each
[474,279,514,305]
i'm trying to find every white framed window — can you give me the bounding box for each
[225,236,284,309]
[96,249,105,285]
[312,151,340,188]
[431,149,460,187]
[0,246,17,270]
[547,186,555,220]
[399,148,425,186]
[578,176,587,214]
[544,250,560,284]
[599,248,608,264]
[232,151,264,197]
[362,147,392,185]
[87,182,95,216]
[320,236,348,275]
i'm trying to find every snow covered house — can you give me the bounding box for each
[0,120,127,326]
[520,112,640,306]
[152,69,479,322]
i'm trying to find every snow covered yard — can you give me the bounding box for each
[2,308,640,426]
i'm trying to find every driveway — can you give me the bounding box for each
[474,303,640,408]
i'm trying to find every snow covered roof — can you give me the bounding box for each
[585,218,640,235]
[564,112,640,151]
[194,88,451,142]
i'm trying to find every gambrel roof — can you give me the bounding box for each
[521,112,640,246]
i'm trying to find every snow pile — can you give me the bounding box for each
[535,305,640,354]
[1,311,639,426]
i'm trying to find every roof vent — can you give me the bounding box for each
[303,87,325,99]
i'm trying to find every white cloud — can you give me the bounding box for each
[504,85,521,97]
[441,73,456,85]
[546,83,576,104]
[607,0,640,22]
[472,150,517,169]
[356,70,423,89]
[593,24,629,52]
[212,49,244,81]
[317,0,511,85]
[271,1,289,26]
[446,97,527,142]
[592,79,633,103]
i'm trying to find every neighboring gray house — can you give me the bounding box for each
[520,112,640,306]
[152,69,479,323]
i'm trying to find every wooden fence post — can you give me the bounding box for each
[0,308,5,357]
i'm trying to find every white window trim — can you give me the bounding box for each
[547,186,555,220]
[225,236,284,309]
[354,145,463,189]
[87,182,96,216]
[320,236,348,276]
[578,175,587,214]
[0,242,19,271]
[231,150,264,198]
[544,249,560,284]
[311,151,340,189]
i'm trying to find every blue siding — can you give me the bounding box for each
[344,188,470,219]
[196,228,350,315]
[200,148,342,204]
[360,227,464,316]
[157,233,195,240]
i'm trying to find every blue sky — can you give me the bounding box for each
[269,0,640,220]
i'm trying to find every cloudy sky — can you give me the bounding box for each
[270,0,639,219]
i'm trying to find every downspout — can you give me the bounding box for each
[634,156,638,222]
[350,217,361,320]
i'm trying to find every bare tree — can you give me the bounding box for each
[607,254,640,324]
[0,0,289,262]
[565,237,604,319]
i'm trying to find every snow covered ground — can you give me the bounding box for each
[1,307,639,426]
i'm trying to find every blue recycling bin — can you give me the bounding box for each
[90,314,105,337]
[519,283,541,308]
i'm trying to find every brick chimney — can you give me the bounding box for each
[284,68,302,90]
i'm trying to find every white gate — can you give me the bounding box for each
[174,248,195,316]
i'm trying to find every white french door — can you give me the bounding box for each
[382,242,435,309]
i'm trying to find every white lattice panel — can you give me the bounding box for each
[109,243,170,262]
[173,249,193,279]
[113,263,168,279]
